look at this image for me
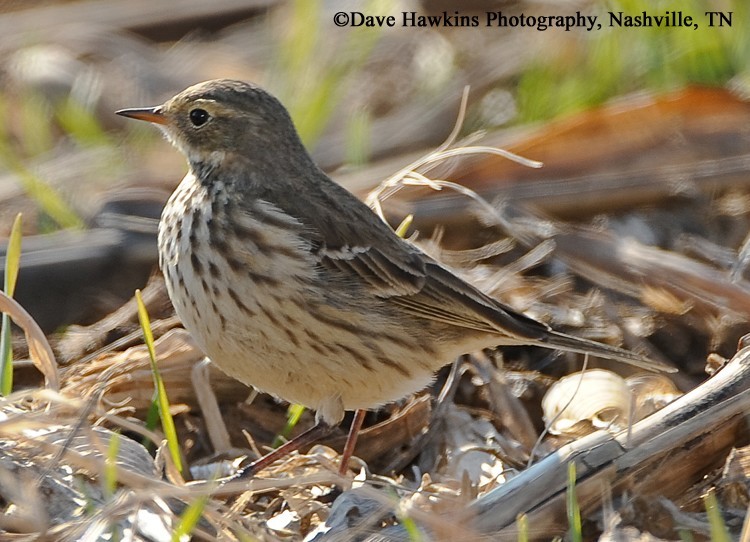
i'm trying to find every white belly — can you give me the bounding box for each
[158,174,439,424]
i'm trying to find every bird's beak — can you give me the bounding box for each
[115,106,167,125]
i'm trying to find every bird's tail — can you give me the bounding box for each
[538,329,676,373]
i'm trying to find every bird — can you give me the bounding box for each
[116,79,671,476]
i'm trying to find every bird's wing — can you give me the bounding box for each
[315,239,668,370]
[314,242,427,297]
[275,178,670,371]
[313,236,552,339]
[293,181,551,340]
[395,259,552,339]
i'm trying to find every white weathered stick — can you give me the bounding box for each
[466,343,750,538]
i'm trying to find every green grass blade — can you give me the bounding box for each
[0,137,83,231]
[14,165,85,230]
[566,462,582,542]
[171,492,209,542]
[395,214,413,238]
[517,513,528,542]
[272,403,306,448]
[4,214,21,296]
[104,430,121,498]
[399,514,422,542]
[704,488,731,542]
[55,97,112,148]
[0,213,22,395]
[135,289,183,474]
[141,392,160,450]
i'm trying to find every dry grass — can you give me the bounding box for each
[0,1,748,540]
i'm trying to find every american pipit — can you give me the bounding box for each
[117,80,669,476]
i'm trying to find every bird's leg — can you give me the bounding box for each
[338,409,366,476]
[238,419,334,478]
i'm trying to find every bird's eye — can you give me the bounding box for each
[189,108,210,127]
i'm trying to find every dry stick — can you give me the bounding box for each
[191,357,232,454]
[464,342,750,538]
[238,420,334,478]
[0,291,58,391]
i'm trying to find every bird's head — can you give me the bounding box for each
[117,79,306,174]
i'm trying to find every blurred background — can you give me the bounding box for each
[1,0,750,539]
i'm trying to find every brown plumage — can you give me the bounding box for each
[117,80,670,473]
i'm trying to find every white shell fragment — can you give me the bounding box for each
[542,369,632,436]
[626,373,683,419]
